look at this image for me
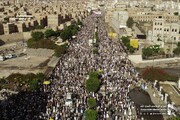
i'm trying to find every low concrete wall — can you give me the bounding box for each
[0,32,31,43]
[160,81,177,86]
[129,55,180,68]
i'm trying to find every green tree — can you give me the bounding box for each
[173,47,180,56]
[60,28,72,41]
[28,73,44,91]
[31,31,44,41]
[69,23,79,35]
[44,29,56,38]
[173,42,180,56]
[4,73,44,91]
[151,45,160,55]
[27,38,36,48]
[121,36,130,46]
[92,47,98,54]
[35,25,43,29]
[55,31,61,37]
[28,79,39,91]
[176,42,180,47]
[60,22,80,41]
[85,71,100,92]
[0,78,7,89]
[86,77,100,92]
[89,71,100,80]
[93,43,99,47]
[85,109,98,120]
[87,98,96,108]
[142,47,153,59]
[71,28,78,35]
[121,36,136,53]
[127,17,134,28]
[95,32,99,41]
[129,46,135,53]
[35,73,45,80]
[142,45,161,59]
[25,73,44,91]
[54,43,68,57]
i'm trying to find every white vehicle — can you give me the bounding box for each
[72,36,76,39]
[0,55,5,61]
[5,54,17,59]
[5,54,13,59]
[99,85,106,96]
[65,93,73,106]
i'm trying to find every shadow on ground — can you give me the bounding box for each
[128,87,164,120]
[0,91,48,120]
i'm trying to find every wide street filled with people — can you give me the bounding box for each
[44,13,140,120]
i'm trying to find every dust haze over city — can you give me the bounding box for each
[0,0,180,120]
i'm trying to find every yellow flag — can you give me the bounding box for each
[130,39,139,48]
[49,118,54,120]
[112,33,117,38]
[43,81,51,85]
[108,32,113,37]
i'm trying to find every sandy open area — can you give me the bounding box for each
[0,56,50,78]
[0,44,56,78]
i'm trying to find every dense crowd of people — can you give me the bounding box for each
[0,12,140,120]
[43,13,140,120]
[0,11,179,120]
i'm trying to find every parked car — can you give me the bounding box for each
[5,54,17,59]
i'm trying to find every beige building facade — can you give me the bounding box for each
[105,7,179,24]
[3,23,16,34]
[152,18,180,43]
[16,22,26,32]
[131,13,179,23]
[47,14,62,28]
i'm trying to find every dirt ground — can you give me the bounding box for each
[0,42,56,78]
[0,56,50,78]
